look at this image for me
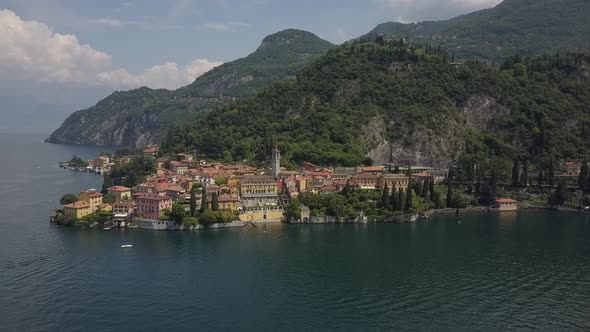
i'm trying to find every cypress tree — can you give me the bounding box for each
[446,183,453,208]
[429,177,435,201]
[405,186,413,211]
[548,164,555,187]
[381,183,390,210]
[578,160,588,189]
[211,193,219,211]
[420,178,429,199]
[520,160,529,188]
[189,187,197,216]
[537,170,544,186]
[389,186,397,211]
[200,185,208,212]
[101,173,113,195]
[398,189,405,212]
[511,159,520,187]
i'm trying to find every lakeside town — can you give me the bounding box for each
[52,145,590,231]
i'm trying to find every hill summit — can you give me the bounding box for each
[46,29,334,147]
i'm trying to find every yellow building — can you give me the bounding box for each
[98,203,113,213]
[239,208,284,221]
[380,174,410,192]
[218,195,241,211]
[240,176,279,208]
[107,186,132,201]
[78,190,104,212]
[63,201,92,220]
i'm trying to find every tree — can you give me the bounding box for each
[405,186,413,211]
[420,178,429,199]
[398,189,405,212]
[200,209,217,228]
[429,177,435,202]
[101,173,113,194]
[583,195,590,207]
[171,203,186,224]
[578,160,588,189]
[433,191,443,209]
[549,181,568,206]
[381,183,390,210]
[548,164,555,186]
[211,193,219,211]
[446,183,453,208]
[537,170,544,186]
[103,193,116,204]
[389,187,398,211]
[520,160,529,188]
[189,188,197,216]
[393,165,400,174]
[511,159,520,187]
[200,186,208,213]
[60,193,78,205]
[285,199,302,220]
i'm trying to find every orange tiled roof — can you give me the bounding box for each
[64,201,90,209]
[108,186,131,192]
[495,198,517,203]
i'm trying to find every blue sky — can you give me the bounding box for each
[0,0,501,128]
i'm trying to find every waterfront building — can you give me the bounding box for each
[78,190,103,212]
[218,194,242,211]
[380,174,410,192]
[135,194,173,220]
[63,201,92,220]
[112,200,135,215]
[495,198,518,211]
[107,186,132,201]
[240,175,279,208]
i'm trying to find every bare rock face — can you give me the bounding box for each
[363,115,465,168]
[463,96,508,132]
[362,95,509,167]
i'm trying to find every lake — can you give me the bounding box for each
[2,131,590,331]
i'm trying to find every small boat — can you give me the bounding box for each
[121,244,133,248]
[103,226,112,231]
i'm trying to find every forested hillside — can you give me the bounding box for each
[46,30,334,147]
[164,39,590,179]
[364,0,590,62]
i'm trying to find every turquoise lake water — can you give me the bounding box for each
[2,131,590,331]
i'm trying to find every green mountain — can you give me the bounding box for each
[46,29,335,147]
[164,40,590,177]
[363,0,590,61]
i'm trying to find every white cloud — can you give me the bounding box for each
[0,9,222,91]
[376,0,502,22]
[202,23,230,31]
[88,18,139,27]
[98,58,222,90]
[200,21,251,31]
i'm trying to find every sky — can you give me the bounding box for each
[0,0,502,129]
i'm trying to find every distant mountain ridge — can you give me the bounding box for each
[363,0,590,61]
[46,29,335,147]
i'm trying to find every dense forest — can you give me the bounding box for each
[163,39,590,181]
[364,0,590,62]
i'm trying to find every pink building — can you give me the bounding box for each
[135,194,173,220]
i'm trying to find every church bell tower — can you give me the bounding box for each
[271,143,280,178]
